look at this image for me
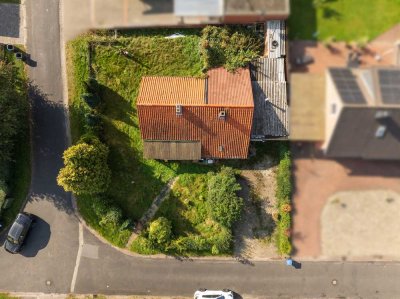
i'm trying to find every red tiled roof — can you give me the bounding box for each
[137,76,206,105]
[138,105,253,159]
[137,67,254,159]
[207,67,254,106]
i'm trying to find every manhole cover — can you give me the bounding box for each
[45,280,52,286]
[332,279,338,286]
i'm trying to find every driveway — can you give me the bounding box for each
[292,144,400,259]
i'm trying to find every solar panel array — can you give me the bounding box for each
[329,68,366,104]
[378,69,400,105]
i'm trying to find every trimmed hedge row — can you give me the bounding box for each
[274,143,292,256]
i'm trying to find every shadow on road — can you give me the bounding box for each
[20,215,51,257]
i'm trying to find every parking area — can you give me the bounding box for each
[291,143,400,259]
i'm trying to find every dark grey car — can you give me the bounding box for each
[4,212,33,253]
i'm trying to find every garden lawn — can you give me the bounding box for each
[68,30,210,225]
[289,0,400,41]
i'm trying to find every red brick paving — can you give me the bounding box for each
[291,145,400,258]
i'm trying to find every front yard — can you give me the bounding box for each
[67,28,291,256]
[289,0,400,41]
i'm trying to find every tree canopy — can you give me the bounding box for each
[57,135,111,195]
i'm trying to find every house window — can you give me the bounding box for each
[176,104,182,116]
[375,125,387,138]
[331,103,336,114]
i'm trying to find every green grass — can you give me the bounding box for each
[0,294,18,299]
[67,30,215,245]
[289,0,400,41]
[0,46,31,230]
[0,0,20,3]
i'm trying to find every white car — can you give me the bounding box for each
[194,289,234,299]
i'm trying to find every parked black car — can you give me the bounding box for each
[4,212,34,253]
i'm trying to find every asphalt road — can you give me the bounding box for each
[2,0,400,298]
[0,0,78,293]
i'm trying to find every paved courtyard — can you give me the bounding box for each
[322,190,400,259]
[292,144,400,259]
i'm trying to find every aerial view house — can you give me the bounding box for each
[323,67,400,159]
[137,20,289,160]
[137,67,254,160]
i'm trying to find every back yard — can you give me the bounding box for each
[289,0,400,41]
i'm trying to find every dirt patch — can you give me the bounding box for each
[233,156,279,259]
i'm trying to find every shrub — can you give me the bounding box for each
[170,235,209,253]
[0,62,27,164]
[148,217,172,246]
[0,180,8,209]
[207,167,243,228]
[130,235,158,255]
[99,206,122,227]
[57,136,111,195]
[210,226,232,255]
[200,26,262,71]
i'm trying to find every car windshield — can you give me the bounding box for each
[203,296,224,299]
[6,235,18,244]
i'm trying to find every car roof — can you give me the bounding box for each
[8,213,30,239]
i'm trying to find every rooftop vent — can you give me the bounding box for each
[218,110,226,119]
[271,40,279,49]
[176,104,182,116]
[218,145,224,152]
[375,110,390,120]
[375,125,387,138]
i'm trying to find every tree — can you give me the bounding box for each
[0,62,26,164]
[57,135,111,195]
[148,217,172,246]
[207,167,243,228]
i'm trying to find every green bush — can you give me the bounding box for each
[207,167,243,228]
[274,143,292,256]
[210,226,232,255]
[200,26,262,71]
[130,235,158,255]
[57,136,111,195]
[170,235,209,253]
[0,61,27,164]
[148,217,172,246]
[99,206,122,227]
[0,180,8,209]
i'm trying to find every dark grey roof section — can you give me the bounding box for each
[378,69,400,105]
[329,68,367,105]
[265,20,286,58]
[326,107,400,160]
[252,81,288,137]
[225,0,289,15]
[250,57,289,138]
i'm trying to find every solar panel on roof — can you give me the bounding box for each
[378,69,400,105]
[329,68,366,104]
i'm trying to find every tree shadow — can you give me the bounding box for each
[322,7,341,20]
[20,215,51,257]
[28,84,73,214]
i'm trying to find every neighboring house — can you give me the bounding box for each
[290,23,400,160]
[137,67,254,160]
[322,67,400,160]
